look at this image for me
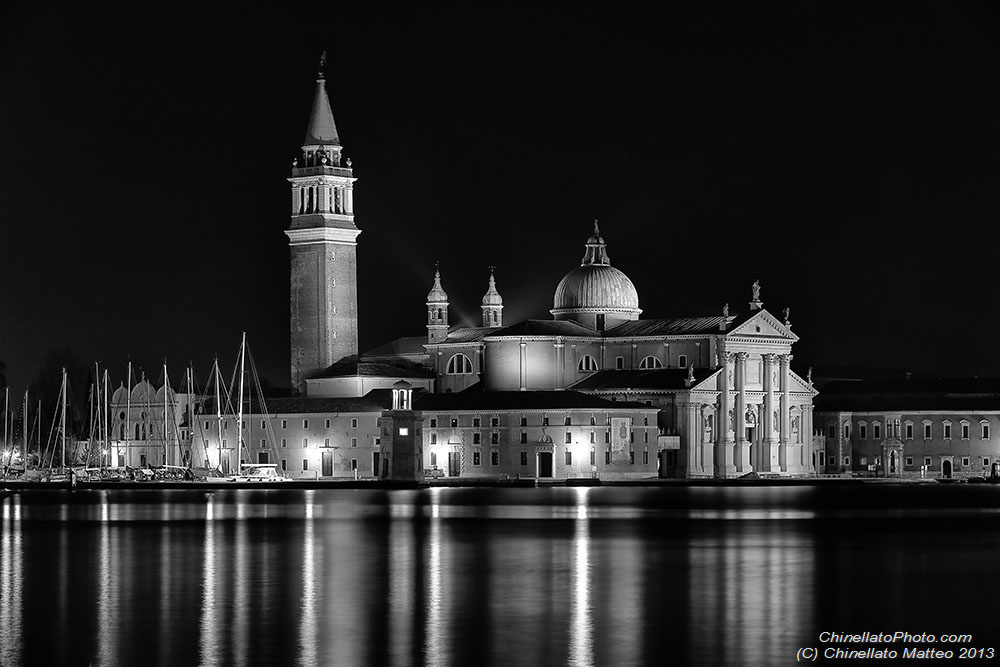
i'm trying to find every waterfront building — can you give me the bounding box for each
[814,378,1000,478]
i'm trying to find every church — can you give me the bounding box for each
[274,56,819,480]
[106,57,819,480]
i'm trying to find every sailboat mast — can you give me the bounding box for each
[3,386,8,476]
[214,358,222,472]
[163,362,169,467]
[61,368,67,470]
[187,365,194,468]
[88,382,95,469]
[103,370,109,470]
[126,361,132,469]
[238,333,246,468]
[22,389,28,474]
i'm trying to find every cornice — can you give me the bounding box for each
[286,227,361,246]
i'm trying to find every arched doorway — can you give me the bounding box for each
[889,450,897,475]
[942,459,952,479]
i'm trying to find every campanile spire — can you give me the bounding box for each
[286,53,360,394]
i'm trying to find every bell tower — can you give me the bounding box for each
[286,52,359,393]
[426,265,449,343]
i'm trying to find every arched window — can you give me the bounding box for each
[446,354,474,375]
[639,356,663,369]
[578,355,599,372]
[135,423,141,441]
[437,308,443,320]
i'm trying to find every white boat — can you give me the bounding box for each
[232,463,288,483]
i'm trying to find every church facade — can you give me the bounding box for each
[186,58,821,480]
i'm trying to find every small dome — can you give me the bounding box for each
[130,380,157,404]
[426,267,448,304]
[481,268,503,306]
[551,221,641,318]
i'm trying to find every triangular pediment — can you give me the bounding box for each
[726,309,798,341]
[787,370,818,395]
[689,368,722,393]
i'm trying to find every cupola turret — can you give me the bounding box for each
[481,266,503,327]
[426,265,449,343]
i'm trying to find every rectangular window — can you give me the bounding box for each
[605,431,610,443]
[924,423,931,439]
[281,438,286,448]
[616,356,624,370]
[860,456,867,465]
[351,459,358,471]
[431,434,438,444]
[983,424,990,439]
[374,437,381,446]
[351,437,358,448]
[590,416,596,426]
[399,427,409,436]
[642,450,648,465]
[490,451,499,466]
[845,424,850,439]
[860,423,867,440]
[590,432,595,443]
[204,420,209,430]
[605,449,611,464]
[962,424,970,440]
[905,424,913,440]
[565,432,572,444]
[261,420,267,429]
[450,419,458,428]
[565,451,572,465]
[905,457,913,466]
[944,423,952,439]
[302,438,308,447]
[473,450,481,466]
[564,416,572,426]
[469,432,479,444]
[844,456,850,466]
[643,431,648,443]
[302,459,309,471]
[590,450,596,465]
[430,452,437,467]
[984,457,991,467]
[324,438,330,447]
[828,425,835,439]
[520,432,527,444]
[630,431,635,443]
[520,417,527,427]
[873,423,881,439]
[280,459,286,471]
[491,432,499,445]
[542,417,549,426]
[430,418,438,428]
[260,439,266,447]
[962,457,971,467]
[303,419,309,429]
[281,419,287,429]
[325,419,331,428]
[520,452,527,466]
[351,418,358,429]
[629,450,635,465]
[678,354,687,368]
[491,417,499,427]
[473,418,481,428]
[924,457,932,466]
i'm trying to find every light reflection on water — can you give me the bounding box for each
[1,485,999,666]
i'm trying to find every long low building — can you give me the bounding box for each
[814,378,1000,478]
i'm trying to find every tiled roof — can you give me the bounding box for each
[569,368,718,391]
[362,336,429,358]
[445,327,503,343]
[486,319,597,337]
[312,360,434,379]
[815,379,1000,412]
[412,390,652,411]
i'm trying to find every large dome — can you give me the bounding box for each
[552,264,640,313]
[551,222,641,325]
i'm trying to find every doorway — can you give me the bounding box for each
[373,452,380,478]
[258,452,270,464]
[322,450,333,477]
[942,459,952,478]
[889,451,897,475]
[538,451,553,478]
[448,451,461,477]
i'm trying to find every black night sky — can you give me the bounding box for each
[3,3,1000,396]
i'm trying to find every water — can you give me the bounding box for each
[1,484,999,666]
